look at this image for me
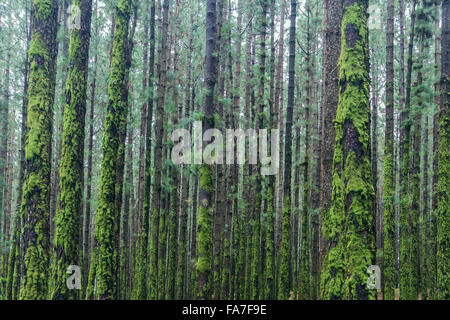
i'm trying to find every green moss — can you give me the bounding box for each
[399,127,412,299]
[437,76,449,299]
[19,1,57,300]
[94,0,131,300]
[383,149,396,300]
[320,1,375,300]
[279,195,291,299]
[148,206,160,300]
[33,0,53,20]
[85,243,98,300]
[49,2,92,298]
[264,186,275,299]
[299,203,311,299]
[166,188,178,300]
[250,189,261,300]
[196,164,214,299]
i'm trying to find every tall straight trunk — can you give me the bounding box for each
[50,0,70,242]
[279,0,296,300]
[1,37,11,274]
[437,0,449,300]
[148,0,170,300]
[264,0,276,300]
[292,83,301,297]
[176,8,195,300]
[6,3,31,299]
[93,0,132,300]
[167,9,181,298]
[83,0,99,296]
[133,0,156,301]
[249,0,268,300]
[400,0,417,300]
[371,53,379,275]
[49,0,93,300]
[276,0,287,265]
[422,115,430,299]
[431,0,441,298]
[136,2,150,240]
[19,0,58,300]
[114,6,137,299]
[321,0,375,300]
[299,1,313,299]
[222,0,234,299]
[319,0,341,279]
[213,0,225,300]
[396,0,405,292]
[410,3,431,298]
[383,0,396,300]
[310,3,321,299]
[242,0,253,300]
[197,0,218,300]
[120,106,134,299]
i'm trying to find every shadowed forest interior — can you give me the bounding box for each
[0,0,448,300]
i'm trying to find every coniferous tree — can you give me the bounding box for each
[93,0,132,300]
[279,0,296,300]
[19,0,59,300]
[321,0,375,300]
[197,0,218,300]
[437,0,449,300]
[49,0,93,300]
[383,0,396,300]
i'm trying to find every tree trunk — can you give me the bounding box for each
[279,0,296,300]
[319,0,341,281]
[93,0,132,300]
[383,0,396,300]
[321,0,375,300]
[19,0,59,300]
[437,0,449,300]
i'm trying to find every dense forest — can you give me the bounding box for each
[0,0,448,300]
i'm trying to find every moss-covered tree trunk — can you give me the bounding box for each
[82,0,98,297]
[197,0,217,300]
[400,0,417,299]
[279,0,296,300]
[320,0,342,296]
[320,0,375,300]
[49,0,93,300]
[93,0,131,300]
[132,0,156,301]
[383,0,396,300]
[437,0,449,300]
[264,0,276,300]
[6,1,31,299]
[19,0,58,300]
[148,0,170,300]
